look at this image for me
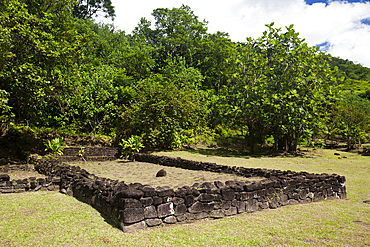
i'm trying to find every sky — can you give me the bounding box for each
[95,0,370,68]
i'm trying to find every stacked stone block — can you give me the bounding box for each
[0,173,60,193]
[0,164,34,173]
[24,155,347,232]
[0,154,347,232]
[60,147,118,162]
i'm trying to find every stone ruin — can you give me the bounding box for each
[0,152,346,232]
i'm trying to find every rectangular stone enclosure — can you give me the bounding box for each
[1,152,347,233]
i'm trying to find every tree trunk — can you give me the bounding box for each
[347,136,352,150]
[249,134,255,154]
[288,140,297,152]
[273,135,278,152]
[278,137,286,152]
[248,126,255,154]
[359,137,362,149]
[287,133,298,152]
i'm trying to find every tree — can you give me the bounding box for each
[124,74,199,149]
[0,90,14,135]
[221,23,338,152]
[120,36,156,81]
[132,17,156,44]
[160,56,203,90]
[61,64,117,134]
[334,93,370,149]
[72,0,115,20]
[0,0,82,126]
[132,5,240,92]
[149,5,208,70]
[196,32,239,91]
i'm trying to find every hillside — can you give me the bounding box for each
[327,56,370,95]
[329,56,370,82]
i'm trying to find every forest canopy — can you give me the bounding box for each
[1,1,369,153]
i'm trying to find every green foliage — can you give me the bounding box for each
[77,19,156,81]
[2,1,369,153]
[329,56,370,82]
[315,138,326,149]
[0,89,13,127]
[333,93,370,149]
[136,5,238,91]
[78,146,86,161]
[112,68,137,107]
[196,32,239,91]
[328,56,370,99]
[160,56,204,90]
[359,89,370,101]
[171,134,184,149]
[119,36,156,81]
[170,131,194,149]
[44,137,65,156]
[0,0,83,126]
[150,5,208,68]
[119,135,144,161]
[159,57,212,129]
[337,79,370,95]
[124,74,200,149]
[72,0,115,20]
[218,23,338,152]
[60,64,117,134]
[78,146,86,156]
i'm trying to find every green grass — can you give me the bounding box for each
[1,148,369,246]
[70,160,262,189]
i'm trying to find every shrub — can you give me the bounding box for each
[119,135,144,161]
[44,137,66,157]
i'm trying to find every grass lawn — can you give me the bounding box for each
[69,160,262,189]
[0,148,369,246]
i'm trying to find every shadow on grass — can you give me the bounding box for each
[71,195,122,231]
[156,147,315,159]
[116,159,132,164]
[186,147,253,159]
[99,211,121,230]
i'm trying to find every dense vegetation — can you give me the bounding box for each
[328,56,370,97]
[1,1,370,157]
[329,56,370,82]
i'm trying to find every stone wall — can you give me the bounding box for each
[0,173,60,193]
[14,154,347,232]
[60,147,118,162]
[0,163,34,173]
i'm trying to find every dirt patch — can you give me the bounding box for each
[71,160,263,189]
[2,170,48,180]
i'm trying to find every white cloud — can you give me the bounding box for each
[96,0,370,67]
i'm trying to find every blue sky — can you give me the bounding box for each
[306,0,367,4]
[96,0,370,67]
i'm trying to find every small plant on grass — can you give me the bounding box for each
[119,135,144,161]
[44,137,66,158]
[171,133,183,149]
[171,132,191,149]
[79,146,86,161]
[28,153,42,163]
[315,138,325,149]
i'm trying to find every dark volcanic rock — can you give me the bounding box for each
[120,208,144,224]
[116,190,144,199]
[188,201,203,214]
[144,205,157,218]
[157,202,174,218]
[0,174,10,182]
[156,169,167,177]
